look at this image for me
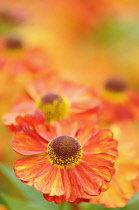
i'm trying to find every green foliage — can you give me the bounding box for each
[0,163,59,210]
[94,16,139,45]
[0,193,38,210]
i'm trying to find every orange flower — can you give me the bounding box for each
[12,112,118,204]
[90,122,139,207]
[3,74,101,131]
[0,7,27,34]
[100,77,139,123]
[0,35,52,75]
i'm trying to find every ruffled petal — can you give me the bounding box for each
[74,163,103,196]
[56,119,78,137]
[3,108,45,132]
[75,125,97,145]
[66,167,87,201]
[70,88,101,114]
[14,156,51,184]
[43,194,66,204]
[12,132,47,155]
[14,156,65,195]
[55,80,87,101]
[2,97,34,129]
[26,73,59,99]
[93,161,139,208]
[81,160,112,182]
[60,168,72,201]
[2,113,23,132]
[82,153,116,175]
[83,129,118,156]
[34,166,64,195]
[35,124,57,141]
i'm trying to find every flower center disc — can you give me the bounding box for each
[47,136,82,167]
[5,35,23,50]
[104,77,127,92]
[36,93,70,122]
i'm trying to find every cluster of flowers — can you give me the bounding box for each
[3,60,139,207]
[1,5,139,209]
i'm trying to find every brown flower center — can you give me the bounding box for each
[47,136,82,167]
[36,93,70,122]
[5,35,23,49]
[104,77,127,92]
[41,93,62,104]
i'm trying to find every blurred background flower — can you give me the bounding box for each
[0,0,139,210]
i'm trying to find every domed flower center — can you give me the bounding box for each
[104,77,127,92]
[36,93,70,122]
[47,136,82,167]
[103,77,128,103]
[5,35,23,50]
[41,93,61,104]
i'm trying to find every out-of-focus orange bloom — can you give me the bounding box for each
[91,122,139,207]
[3,74,101,131]
[12,111,118,204]
[0,34,55,163]
[0,205,8,210]
[0,6,27,34]
[0,35,52,75]
[99,77,139,123]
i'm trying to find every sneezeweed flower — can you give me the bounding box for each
[90,122,139,207]
[3,74,101,131]
[12,112,118,204]
[100,76,139,123]
[0,7,27,34]
[0,34,52,75]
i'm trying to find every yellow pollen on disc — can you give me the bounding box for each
[103,90,128,103]
[35,93,70,122]
[103,77,128,103]
[47,136,82,168]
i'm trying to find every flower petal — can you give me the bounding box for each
[14,156,51,183]
[35,124,57,141]
[43,194,66,204]
[74,164,103,196]
[34,166,64,195]
[82,153,116,176]
[83,129,118,156]
[81,160,112,182]
[66,167,87,201]
[75,125,97,145]
[56,119,78,137]
[12,133,47,155]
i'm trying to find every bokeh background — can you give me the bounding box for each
[0,1,139,210]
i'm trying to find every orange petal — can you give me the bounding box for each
[66,167,86,201]
[43,194,66,204]
[75,125,96,145]
[12,133,47,155]
[14,156,51,184]
[83,129,118,156]
[74,164,103,196]
[35,124,57,141]
[60,168,72,201]
[56,119,78,137]
[82,153,116,175]
[34,165,64,195]
[81,160,112,182]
